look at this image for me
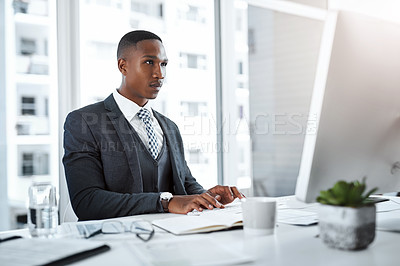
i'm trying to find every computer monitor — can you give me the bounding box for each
[295,11,400,203]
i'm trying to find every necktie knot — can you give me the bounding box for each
[137,108,151,122]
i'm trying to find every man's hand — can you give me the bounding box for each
[207,185,245,205]
[168,192,224,214]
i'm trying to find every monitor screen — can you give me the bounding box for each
[295,11,400,203]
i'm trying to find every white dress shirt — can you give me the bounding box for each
[113,89,163,154]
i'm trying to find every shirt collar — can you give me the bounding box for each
[112,89,156,122]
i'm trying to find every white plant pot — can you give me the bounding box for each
[318,204,376,250]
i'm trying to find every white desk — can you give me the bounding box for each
[2,197,400,266]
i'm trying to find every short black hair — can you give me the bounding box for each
[117,30,162,59]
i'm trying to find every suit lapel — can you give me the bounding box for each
[104,94,144,193]
[154,111,186,194]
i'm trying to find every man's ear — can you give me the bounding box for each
[118,58,127,75]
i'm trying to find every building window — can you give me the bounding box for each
[187,5,199,21]
[237,82,244,88]
[159,3,163,18]
[236,10,243,31]
[44,98,48,117]
[178,4,206,23]
[180,53,207,70]
[248,28,255,54]
[20,38,36,55]
[238,61,243,75]
[187,54,197,69]
[87,41,115,58]
[21,97,36,115]
[238,105,244,119]
[22,153,34,176]
[189,149,201,164]
[21,151,49,176]
[188,148,208,164]
[181,101,207,117]
[131,1,149,14]
[130,1,163,18]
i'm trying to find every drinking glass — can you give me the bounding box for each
[28,182,58,237]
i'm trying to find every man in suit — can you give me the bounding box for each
[63,30,244,221]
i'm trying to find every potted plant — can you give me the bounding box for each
[316,178,378,250]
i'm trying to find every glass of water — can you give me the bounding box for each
[28,182,58,237]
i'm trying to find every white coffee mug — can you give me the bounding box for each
[242,197,276,236]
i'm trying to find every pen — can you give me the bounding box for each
[0,235,22,243]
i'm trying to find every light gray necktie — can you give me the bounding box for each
[137,108,158,160]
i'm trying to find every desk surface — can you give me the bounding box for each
[2,196,400,266]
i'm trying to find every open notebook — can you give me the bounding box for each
[0,238,110,266]
[152,202,243,235]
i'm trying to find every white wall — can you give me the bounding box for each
[329,0,400,24]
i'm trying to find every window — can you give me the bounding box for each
[21,97,36,115]
[20,151,49,176]
[248,28,256,54]
[131,2,149,14]
[238,105,244,119]
[236,9,244,31]
[180,53,207,70]
[238,61,243,75]
[237,82,244,89]
[159,3,163,18]
[131,1,163,18]
[22,153,34,176]
[178,5,206,23]
[88,41,115,57]
[1,0,58,230]
[188,148,208,164]
[78,0,217,189]
[181,101,207,117]
[20,38,36,55]
[187,5,199,21]
[44,98,48,117]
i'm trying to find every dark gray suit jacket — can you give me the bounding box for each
[63,94,205,220]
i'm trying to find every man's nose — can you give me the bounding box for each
[152,64,165,79]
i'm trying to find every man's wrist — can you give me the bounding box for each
[160,192,173,212]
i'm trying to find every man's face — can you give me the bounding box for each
[119,39,168,105]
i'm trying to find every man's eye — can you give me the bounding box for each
[161,62,168,67]
[145,60,154,65]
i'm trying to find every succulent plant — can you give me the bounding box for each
[316,178,378,207]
